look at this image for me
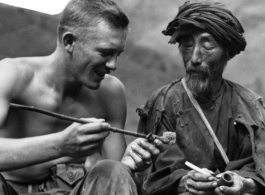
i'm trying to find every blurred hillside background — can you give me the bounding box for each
[0,0,264,144]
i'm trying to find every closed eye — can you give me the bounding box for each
[201,37,217,50]
[117,50,124,57]
[99,49,114,57]
[99,49,125,58]
[181,36,194,47]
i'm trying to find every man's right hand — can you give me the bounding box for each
[58,118,110,158]
[180,169,218,195]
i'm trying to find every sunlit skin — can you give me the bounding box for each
[68,21,128,90]
[177,30,259,195]
[0,20,163,183]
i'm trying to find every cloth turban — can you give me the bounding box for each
[162,1,247,59]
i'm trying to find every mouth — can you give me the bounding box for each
[187,70,202,75]
[95,70,109,77]
[187,66,210,75]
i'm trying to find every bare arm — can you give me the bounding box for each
[0,63,64,171]
[102,76,127,160]
[85,76,127,169]
[0,62,110,171]
[0,120,110,172]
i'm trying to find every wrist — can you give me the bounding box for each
[52,131,65,157]
[120,157,130,169]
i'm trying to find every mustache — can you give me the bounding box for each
[186,65,212,78]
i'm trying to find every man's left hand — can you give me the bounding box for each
[215,171,258,195]
[121,138,164,172]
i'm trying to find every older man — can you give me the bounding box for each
[137,1,265,195]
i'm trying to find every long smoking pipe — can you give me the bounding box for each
[185,161,233,187]
[9,103,158,141]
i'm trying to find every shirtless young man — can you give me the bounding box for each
[0,0,162,194]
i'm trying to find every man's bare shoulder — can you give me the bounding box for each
[99,74,126,98]
[95,75,127,117]
[0,58,36,98]
[0,57,35,77]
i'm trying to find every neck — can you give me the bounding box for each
[43,47,81,96]
[185,75,224,102]
[211,76,223,96]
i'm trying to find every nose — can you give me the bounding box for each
[190,45,202,66]
[106,57,117,71]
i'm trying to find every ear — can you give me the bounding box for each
[62,32,75,53]
[226,50,232,61]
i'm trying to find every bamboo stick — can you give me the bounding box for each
[9,103,147,139]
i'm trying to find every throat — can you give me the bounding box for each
[63,84,83,97]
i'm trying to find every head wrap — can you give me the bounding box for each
[162,1,247,59]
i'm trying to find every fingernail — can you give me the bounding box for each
[140,139,146,145]
[212,182,217,187]
[208,176,214,181]
[220,186,224,191]
[103,123,110,129]
[154,139,159,144]
[131,145,136,149]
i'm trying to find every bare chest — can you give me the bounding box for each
[2,90,106,138]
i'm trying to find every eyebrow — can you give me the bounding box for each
[199,33,215,39]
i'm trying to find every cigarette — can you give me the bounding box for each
[185,161,211,175]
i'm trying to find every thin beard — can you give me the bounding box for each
[185,66,213,100]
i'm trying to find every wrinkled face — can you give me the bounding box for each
[179,30,227,99]
[70,21,128,89]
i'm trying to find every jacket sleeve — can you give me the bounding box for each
[137,83,188,195]
[145,142,188,195]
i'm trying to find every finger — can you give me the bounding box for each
[214,187,225,195]
[189,171,213,182]
[82,141,103,151]
[129,148,144,168]
[68,122,82,128]
[188,187,214,195]
[218,182,240,195]
[187,178,217,191]
[218,186,232,195]
[131,142,151,161]
[80,118,106,123]
[80,122,111,134]
[138,139,160,157]
[201,168,215,175]
[187,184,215,195]
[153,139,165,152]
[187,186,200,195]
[81,131,109,144]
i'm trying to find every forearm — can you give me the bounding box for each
[102,132,126,161]
[0,132,62,171]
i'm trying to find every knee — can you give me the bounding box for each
[82,160,138,195]
[90,159,131,178]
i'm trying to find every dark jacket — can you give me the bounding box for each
[137,79,265,195]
